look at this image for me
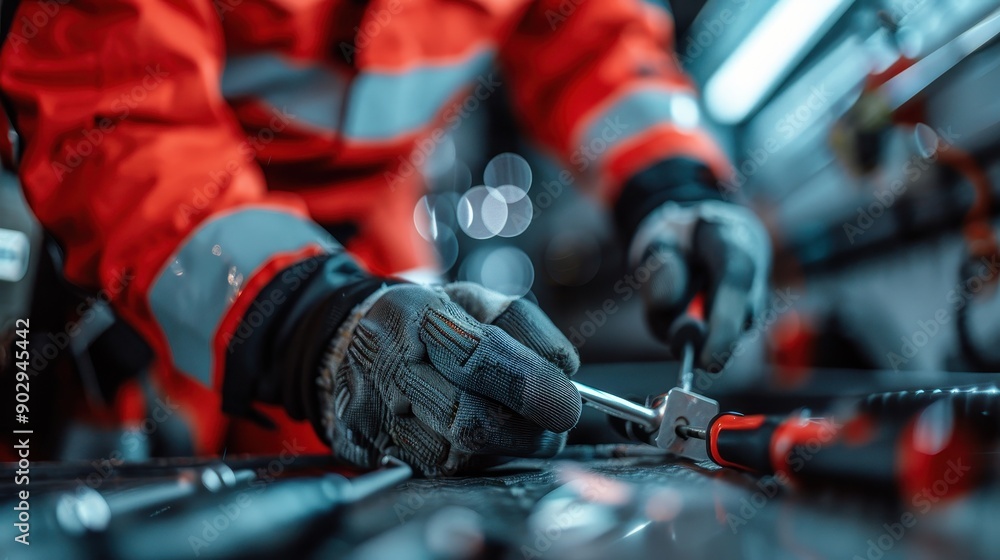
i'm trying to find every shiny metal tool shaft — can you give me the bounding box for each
[674,425,707,440]
[677,341,694,393]
[572,381,660,432]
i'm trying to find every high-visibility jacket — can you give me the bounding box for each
[0,0,728,456]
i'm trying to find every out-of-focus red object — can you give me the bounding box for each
[769,310,816,389]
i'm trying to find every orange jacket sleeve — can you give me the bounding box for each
[0,0,342,392]
[500,0,730,206]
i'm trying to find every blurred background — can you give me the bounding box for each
[412,0,1000,386]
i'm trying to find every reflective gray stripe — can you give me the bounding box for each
[149,209,337,385]
[342,48,495,141]
[580,89,700,171]
[221,54,348,132]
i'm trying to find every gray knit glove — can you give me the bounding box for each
[630,201,771,371]
[318,282,581,476]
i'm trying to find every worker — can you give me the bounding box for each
[0,0,769,475]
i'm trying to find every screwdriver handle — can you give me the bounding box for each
[706,413,776,472]
[702,411,982,499]
[705,413,837,475]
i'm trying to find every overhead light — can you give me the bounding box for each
[704,0,853,124]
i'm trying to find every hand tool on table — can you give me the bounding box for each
[675,412,837,475]
[569,309,839,474]
[572,315,720,461]
[585,379,985,501]
[682,407,987,501]
[573,306,991,493]
[27,455,413,560]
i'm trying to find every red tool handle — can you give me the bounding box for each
[705,413,839,477]
[706,413,774,472]
[703,411,981,498]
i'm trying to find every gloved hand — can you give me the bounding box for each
[629,200,771,371]
[317,282,581,476]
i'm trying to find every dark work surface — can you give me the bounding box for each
[330,443,999,560]
[3,363,1000,560]
[9,445,997,560]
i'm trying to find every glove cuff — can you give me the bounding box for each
[614,157,724,248]
[293,276,407,440]
[316,283,397,443]
[221,252,402,431]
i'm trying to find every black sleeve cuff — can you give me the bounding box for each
[613,157,725,244]
[221,253,401,434]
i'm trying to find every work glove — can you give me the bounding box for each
[317,282,581,476]
[629,200,771,371]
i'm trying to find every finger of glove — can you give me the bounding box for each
[640,242,696,343]
[383,414,456,477]
[493,299,579,376]
[506,429,565,458]
[693,221,757,370]
[419,307,581,433]
[441,282,579,376]
[439,281,515,323]
[327,356,383,445]
[398,362,566,458]
[383,359,460,441]
[329,408,381,470]
[450,392,567,457]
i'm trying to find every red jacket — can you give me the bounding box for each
[0,0,727,456]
